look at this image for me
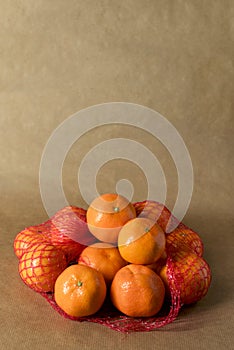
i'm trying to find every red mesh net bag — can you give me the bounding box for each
[14,200,211,333]
[46,206,97,262]
[134,200,204,256]
[18,242,67,293]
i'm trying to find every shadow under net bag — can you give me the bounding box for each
[15,200,211,333]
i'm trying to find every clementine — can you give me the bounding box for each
[50,206,96,246]
[49,206,97,263]
[14,224,50,259]
[86,193,136,244]
[118,217,166,265]
[54,264,107,317]
[78,242,128,286]
[145,251,167,274]
[19,242,67,292]
[134,200,179,233]
[160,250,211,304]
[166,226,204,257]
[110,264,165,317]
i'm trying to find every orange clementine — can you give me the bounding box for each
[86,193,136,244]
[19,242,67,292]
[54,264,107,317]
[145,251,167,274]
[159,250,211,304]
[118,217,166,265]
[48,222,88,264]
[48,206,97,263]
[110,264,165,317]
[78,242,128,286]
[134,200,179,233]
[49,206,96,246]
[166,226,204,257]
[14,224,50,259]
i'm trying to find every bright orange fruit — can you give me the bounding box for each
[49,206,96,246]
[166,226,204,256]
[133,200,179,232]
[19,242,67,292]
[86,193,136,244]
[118,217,166,265]
[49,206,97,263]
[145,251,167,274]
[160,250,211,304]
[110,264,165,317]
[78,242,128,286]
[54,264,107,317]
[14,224,50,259]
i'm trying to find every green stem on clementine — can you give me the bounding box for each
[113,206,120,213]
[77,281,83,287]
[145,227,150,233]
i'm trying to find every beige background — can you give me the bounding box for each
[1,1,234,349]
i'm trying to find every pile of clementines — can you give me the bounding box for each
[14,193,211,322]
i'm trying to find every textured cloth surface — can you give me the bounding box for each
[1,0,234,349]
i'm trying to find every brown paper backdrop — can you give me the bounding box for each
[1,1,234,349]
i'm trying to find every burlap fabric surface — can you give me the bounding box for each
[0,1,233,349]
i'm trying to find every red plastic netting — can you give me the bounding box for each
[40,253,181,333]
[14,200,211,333]
[18,242,67,293]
